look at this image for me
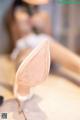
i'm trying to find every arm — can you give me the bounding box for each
[49,39,80,74]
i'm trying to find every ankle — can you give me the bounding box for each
[17,84,30,96]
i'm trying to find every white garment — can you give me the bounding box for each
[11,33,52,60]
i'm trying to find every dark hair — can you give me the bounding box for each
[12,0,40,34]
[12,0,38,16]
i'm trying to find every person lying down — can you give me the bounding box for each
[10,8,80,102]
[11,29,80,102]
[11,10,80,74]
[11,29,80,74]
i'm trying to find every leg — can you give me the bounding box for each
[15,48,32,69]
[14,40,50,101]
[49,40,80,74]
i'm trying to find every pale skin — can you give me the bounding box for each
[14,10,80,74]
[11,8,80,97]
[16,40,80,96]
[31,12,80,74]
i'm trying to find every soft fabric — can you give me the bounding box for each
[11,33,52,60]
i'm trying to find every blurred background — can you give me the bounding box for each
[0,1,80,119]
[0,0,80,54]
